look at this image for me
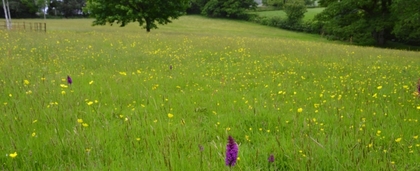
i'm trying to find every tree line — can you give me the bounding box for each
[0,0,86,18]
[314,0,420,45]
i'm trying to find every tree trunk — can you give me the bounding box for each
[372,29,385,46]
[145,18,151,32]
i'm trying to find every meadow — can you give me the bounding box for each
[1,16,420,170]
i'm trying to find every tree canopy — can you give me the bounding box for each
[84,0,189,32]
[314,0,420,45]
[201,0,257,19]
[391,0,420,44]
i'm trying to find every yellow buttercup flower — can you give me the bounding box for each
[77,119,83,123]
[9,152,17,158]
[168,113,174,118]
[24,80,30,85]
[395,138,402,143]
[297,108,303,113]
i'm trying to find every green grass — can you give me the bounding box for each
[251,8,325,21]
[1,16,420,170]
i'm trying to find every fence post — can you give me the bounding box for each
[44,23,46,33]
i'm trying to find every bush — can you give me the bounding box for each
[250,15,320,34]
[283,0,307,24]
[201,0,257,19]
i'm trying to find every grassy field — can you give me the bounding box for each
[251,8,325,21]
[1,16,420,170]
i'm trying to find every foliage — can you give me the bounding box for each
[0,0,41,18]
[391,0,420,45]
[201,0,257,19]
[263,0,316,7]
[314,0,394,45]
[187,0,209,14]
[262,0,285,7]
[250,15,320,33]
[283,0,307,24]
[0,0,88,18]
[304,0,316,6]
[317,0,337,7]
[55,0,87,18]
[84,0,189,32]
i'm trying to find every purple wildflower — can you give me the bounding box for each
[67,75,72,85]
[268,154,274,163]
[198,144,204,152]
[225,136,238,167]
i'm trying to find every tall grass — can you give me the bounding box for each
[1,16,420,170]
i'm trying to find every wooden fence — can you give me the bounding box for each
[1,22,46,32]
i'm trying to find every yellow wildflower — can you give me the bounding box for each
[297,108,303,113]
[9,152,17,158]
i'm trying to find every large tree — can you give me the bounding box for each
[314,0,394,45]
[391,0,420,45]
[84,0,189,32]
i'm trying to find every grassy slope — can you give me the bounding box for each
[1,16,420,170]
[2,15,324,41]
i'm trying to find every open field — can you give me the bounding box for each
[251,8,325,21]
[1,16,420,170]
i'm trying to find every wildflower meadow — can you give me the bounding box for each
[1,16,420,170]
